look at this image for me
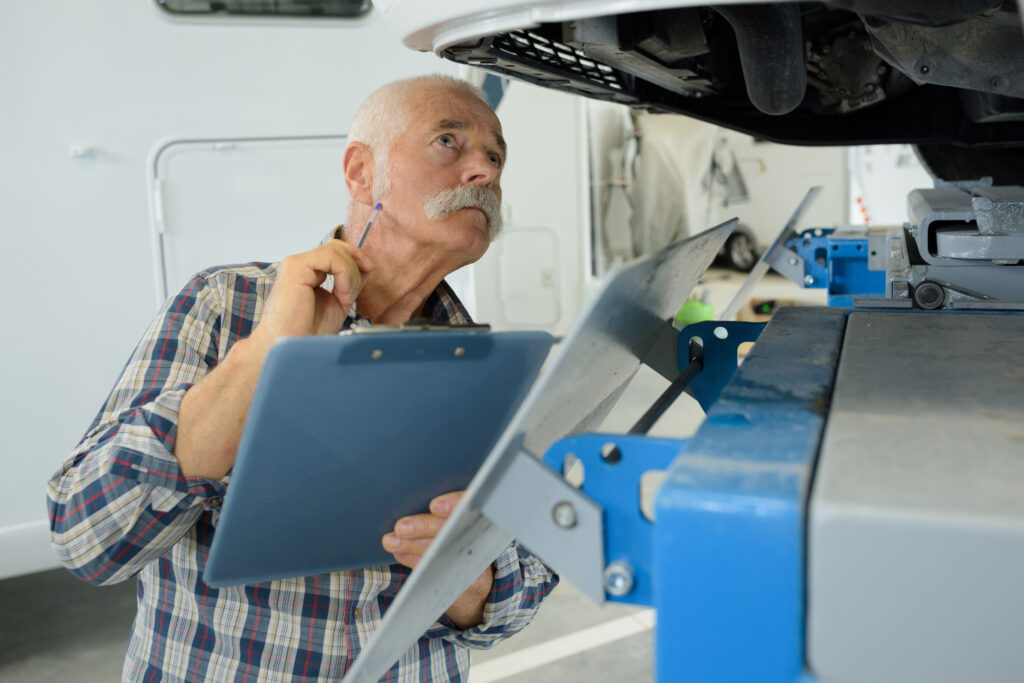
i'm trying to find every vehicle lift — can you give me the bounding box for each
[343,180,1024,683]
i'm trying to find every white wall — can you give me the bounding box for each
[0,1,471,578]
[848,144,933,226]
[473,81,588,335]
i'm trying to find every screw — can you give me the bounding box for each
[990,76,1005,90]
[788,256,798,266]
[804,275,815,286]
[552,501,577,529]
[454,347,466,357]
[371,349,383,359]
[604,561,635,597]
[919,64,930,75]
[714,326,728,340]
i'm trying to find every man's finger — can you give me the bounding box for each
[429,491,466,518]
[325,238,374,274]
[382,533,434,556]
[393,514,444,539]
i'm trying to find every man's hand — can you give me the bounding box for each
[174,240,372,480]
[382,491,495,630]
[249,239,374,354]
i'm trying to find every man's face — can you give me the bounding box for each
[376,85,506,265]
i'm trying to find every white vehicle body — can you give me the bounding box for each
[375,0,749,53]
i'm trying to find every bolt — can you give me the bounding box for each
[788,256,798,267]
[919,64,930,75]
[804,275,815,286]
[714,326,728,340]
[604,561,635,597]
[552,501,577,529]
[914,282,944,310]
[454,347,466,357]
[990,76,1005,90]
[371,349,383,359]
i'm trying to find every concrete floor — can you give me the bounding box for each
[2,269,818,682]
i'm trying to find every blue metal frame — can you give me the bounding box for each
[786,229,885,306]
[543,434,685,607]
[537,308,844,680]
[677,320,766,412]
[653,306,846,682]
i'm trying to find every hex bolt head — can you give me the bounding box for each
[604,561,635,597]
[914,281,944,310]
[552,501,577,529]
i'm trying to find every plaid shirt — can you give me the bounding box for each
[47,249,558,682]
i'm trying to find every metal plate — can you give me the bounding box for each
[341,220,735,683]
[809,312,1024,683]
[654,306,847,683]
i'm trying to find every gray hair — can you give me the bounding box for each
[346,74,491,204]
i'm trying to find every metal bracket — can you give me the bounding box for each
[543,434,685,606]
[678,320,767,412]
[764,244,808,284]
[721,186,823,320]
[480,448,607,602]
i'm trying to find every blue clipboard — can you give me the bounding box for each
[204,328,554,587]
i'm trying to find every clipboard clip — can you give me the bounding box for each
[343,320,491,335]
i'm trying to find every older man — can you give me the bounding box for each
[47,74,557,682]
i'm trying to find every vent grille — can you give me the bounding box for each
[491,30,626,92]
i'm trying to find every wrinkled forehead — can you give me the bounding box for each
[404,84,504,148]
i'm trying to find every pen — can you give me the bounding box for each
[356,202,383,248]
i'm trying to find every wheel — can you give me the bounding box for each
[913,145,1024,186]
[724,231,758,271]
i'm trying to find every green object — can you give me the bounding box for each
[674,298,715,328]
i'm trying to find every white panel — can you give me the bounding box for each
[470,79,585,335]
[0,522,56,580]
[498,228,559,326]
[848,144,934,226]
[155,136,349,296]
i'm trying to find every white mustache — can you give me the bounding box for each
[423,185,503,239]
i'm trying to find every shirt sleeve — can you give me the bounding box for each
[438,544,559,649]
[46,273,228,586]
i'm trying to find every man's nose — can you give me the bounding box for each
[460,148,500,187]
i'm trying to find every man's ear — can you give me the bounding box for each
[344,142,375,206]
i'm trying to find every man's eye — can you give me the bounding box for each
[437,134,455,148]
[489,154,503,168]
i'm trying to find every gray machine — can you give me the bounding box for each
[338,183,1024,683]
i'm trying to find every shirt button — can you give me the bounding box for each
[353,608,362,619]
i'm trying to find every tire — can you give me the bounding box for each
[724,231,758,271]
[913,145,1024,186]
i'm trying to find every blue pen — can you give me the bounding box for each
[356,202,383,248]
